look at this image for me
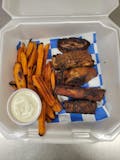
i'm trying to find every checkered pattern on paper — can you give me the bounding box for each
[17,32,109,122]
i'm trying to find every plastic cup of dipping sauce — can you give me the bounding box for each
[7,88,42,125]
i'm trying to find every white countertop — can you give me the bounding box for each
[0,0,120,159]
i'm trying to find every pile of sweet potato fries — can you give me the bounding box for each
[9,40,62,136]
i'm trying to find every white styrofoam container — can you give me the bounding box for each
[0,0,120,143]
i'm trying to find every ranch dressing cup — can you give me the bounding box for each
[7,88,41,125]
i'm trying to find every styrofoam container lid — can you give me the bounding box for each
[2,0,119,18]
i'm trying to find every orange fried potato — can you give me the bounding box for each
[35,43,44,76]
[28,42,37,68]
[51,70,55,91]
[43,61,52,90]
[32,75,62,112]
[46,105,55,119]
[42,43,50,70]
[13,62,26,89]
[17,43,26,63]
[38,100,46,136]
[46,116,52,123]
[26,40,34,58]
[21,51,28,75]
[27,43,37,89]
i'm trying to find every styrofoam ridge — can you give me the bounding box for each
[2,0,119,18]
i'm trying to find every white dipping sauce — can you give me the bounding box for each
[10,90,39,123]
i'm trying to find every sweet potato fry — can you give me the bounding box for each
[35,43,44,76]
[42,43,50,70]
[27,67,32,88]
[13,62,26,89]
[23,45,27,53]
[32,65,36,75]
[17,43,25,63]
[26,40,34,58]
[53,100,62,112]
[27,43,37,89]
[32,75,54,105]
[46,105,55,119]
[43,62,55,121]
[21,51,28,75]
[51,70,55,91]
[27,67,37,91]
[38,100,46,136]
[32,75,62,112]
[43,62,56,121]
[43,61,52,89]
[46,116,52,123]
[28,42,37,68]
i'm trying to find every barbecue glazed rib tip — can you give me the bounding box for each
[52,50,94,70]
[58,38,90,53]
[56,67,97,86]
[55,86,105,101]
[63,100,97,114]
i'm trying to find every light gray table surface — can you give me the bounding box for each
[0,0,120,160]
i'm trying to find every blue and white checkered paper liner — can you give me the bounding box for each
[17,32,110,122]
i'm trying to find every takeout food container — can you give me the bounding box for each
[0,0,120,143]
